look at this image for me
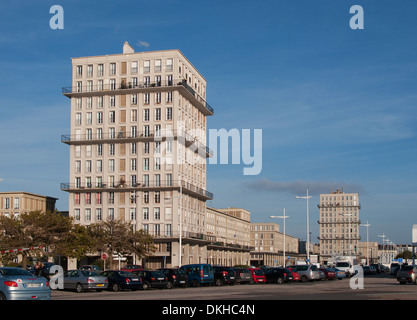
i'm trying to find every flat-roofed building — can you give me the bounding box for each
[0,192,57,218]
[205,207,252,266]
[318,188,361,262]
[250,222,299,266]
[60,42,214,268]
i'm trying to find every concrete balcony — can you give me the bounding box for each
[60,180,213,201]
[62,79,214,116]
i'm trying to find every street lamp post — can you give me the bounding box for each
[378,233,386,264]
[360,221,371,265]
[295,190,312,263]
[270,208,289,267]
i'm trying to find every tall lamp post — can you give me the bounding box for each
[360,221,371,265]
[270,208,289,267]
[378,233,386,264]
[295,190,312,263]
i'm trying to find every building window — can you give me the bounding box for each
[108,208,114,220]
[96,208,102,221]
[155,191,160,204]
[74,209,80,221]
[166,58,173,72]
[131,61,138,74]
[143,208,149,220]
[85,209,91,221]
[143,192,149,204]
[155,108,161,121]
[98,64,104,77]
[76,65,82,77]
[110,63,116,75]
[154,207,161,220]
[13,198,20,209]
[155,59,161,72]
[144,60,150,73]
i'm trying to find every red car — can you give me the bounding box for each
[319,268,337,280]
[249,268,266,284]
[121,264,144,273]
[287,268,300,282]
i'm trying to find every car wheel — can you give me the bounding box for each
[142,282,150,290]
[76,283,84,293]
[215,279,223,286]
[112,283,121,292]
[301,276,309,283]
[0,292,6,300]
[166,281,173,289]
[250,278,255,285]
[277,278,284,284]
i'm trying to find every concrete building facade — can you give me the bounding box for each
[61,42,214,268]
[0,192,57,218]
[318,188,361,262]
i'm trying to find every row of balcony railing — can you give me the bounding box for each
[62,79,214,115]
[60,179,214,200]
[61,129,213,157]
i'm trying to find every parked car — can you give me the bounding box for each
[121,264,144,273]
[158,268,188,288]
[264,267,293,284]
[133,270,169,289]
[79,265,102,272]
[0,267,51,300]
[390,263,400,276]
[213,266,237,286]
[397,265,417,285]
[179,264,214,287]
[319,268,337,280]
[369,265,377,274]
[286,265,321,282]
[287,268,300,282]
[318,269,325,280]
[370,263,382,273]
[62,270,108,293]
[248,268,266,284]
[232,268,252,284]
[100,270,143,291]
[330,268,347,280]
[363,266,372,275]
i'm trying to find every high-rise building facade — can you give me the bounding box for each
[318,188,361,262]
[61,42,214,268]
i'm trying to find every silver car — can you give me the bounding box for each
[0,267,51,300]
[287,265,321,282]
[62,270,108,292]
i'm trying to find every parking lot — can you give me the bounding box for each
[51,273,417,300]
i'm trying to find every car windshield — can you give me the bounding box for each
[336,262,349,267]
[81,271,100,277]
[400,265,414,271]
[0,268,33,276]
[310,265,318,271]
[253,269,264,275]
[118,271,135,277]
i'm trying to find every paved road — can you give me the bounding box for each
[51,273,417,300]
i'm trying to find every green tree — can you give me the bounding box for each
[395,250,413,260]
[88,219,155,269]
[0,211,73,267]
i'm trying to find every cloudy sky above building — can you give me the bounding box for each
[0,0,416,244]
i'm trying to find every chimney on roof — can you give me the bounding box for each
[123,41,134,54]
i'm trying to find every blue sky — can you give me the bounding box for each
[0,0,416,245]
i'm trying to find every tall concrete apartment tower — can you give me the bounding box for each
[61,42,214,268]
[317,188,361,263]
